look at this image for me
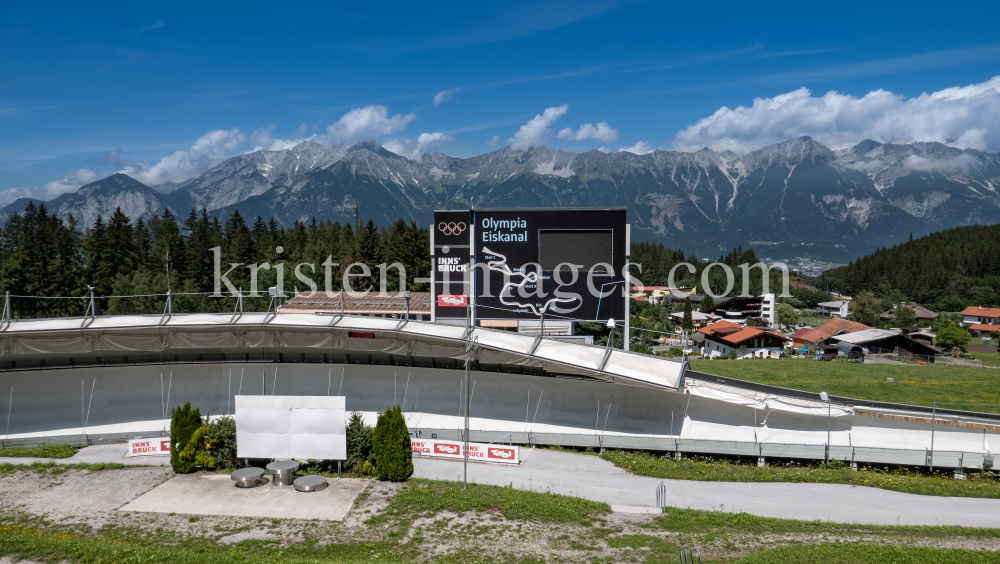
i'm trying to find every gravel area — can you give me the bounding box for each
[2,465,1000,562]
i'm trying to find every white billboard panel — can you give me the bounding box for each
[235,395,346,460]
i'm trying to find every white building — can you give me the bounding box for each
[761,293,776,325]
[817,300,850,318]
[961,306,1000,326]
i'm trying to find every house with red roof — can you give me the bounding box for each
[968,323,1000,335]
[962,306,1000,327]
[697,320,791,359]
[789,327,812,348]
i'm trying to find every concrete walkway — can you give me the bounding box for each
[0,444,169,467]
[414,448,1000,528]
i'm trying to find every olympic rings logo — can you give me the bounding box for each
[438,222,467,236]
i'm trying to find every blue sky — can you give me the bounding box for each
[2,0,999,201]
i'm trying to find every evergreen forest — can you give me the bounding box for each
[818,224,1000,312]
[0,203,430,318]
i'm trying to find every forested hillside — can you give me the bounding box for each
[631,242,832,307]
[818,224,1000,311]
[0,203,429,318]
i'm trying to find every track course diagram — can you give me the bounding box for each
[482,246,580,317]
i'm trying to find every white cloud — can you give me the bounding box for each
[124,128,245,185]
[383,132,455,160]
[325,105,416,143]
[433,88,461,105]
[674,76,1000,154]
[485,135,501,147]
[618,141,654,155]
[249,125,310,152]
[903,153,980,172]
[557,121,619,143]
[508,105,568,150]
[0,168,97,206]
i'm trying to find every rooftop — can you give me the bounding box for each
[961,306,1000,318]
[279,291,432,315]
[797,318,871,344]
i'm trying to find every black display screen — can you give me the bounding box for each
[538,230,613,272]
[433,207,627,321]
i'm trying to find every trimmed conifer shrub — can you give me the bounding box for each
[170,402,204,473]
[346,410,373,472]
[371,405,413,481]
[207,416,238,470]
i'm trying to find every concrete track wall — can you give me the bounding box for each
[0,362,688,437]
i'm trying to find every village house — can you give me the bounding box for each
[817,299,850,317]
[795,318,871,347]
[961,306,1000,327]
[697,320,791,359]
[879,302,938,324]
[702,294,776,326]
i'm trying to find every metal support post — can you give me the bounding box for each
[929,401,936,472]
[0,290,9,329]
[464,304,471,490]
[4,385,11,449]
[827,400,831,464]
[623,257,630,351]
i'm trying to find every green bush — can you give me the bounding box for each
[371,405,413,481]
[346,410,373,472]
[207,416,238,470]
[170,402,204,473]
[178,426,215,471]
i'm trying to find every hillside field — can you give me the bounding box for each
[688,358,1000,413]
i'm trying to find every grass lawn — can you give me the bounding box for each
[690,358,1000,412]
[6,475,1000,563]
[0,461,128,474]
[601,450,1000,499]
[736,544,1000,563]
[0,443,76,459]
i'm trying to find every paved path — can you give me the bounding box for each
[414,448,1000,528]
[0,444,169,467]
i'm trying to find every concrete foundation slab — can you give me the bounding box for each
[119,474,369,521]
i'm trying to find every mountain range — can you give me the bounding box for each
[4,137,999,263]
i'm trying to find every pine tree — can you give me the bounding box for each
[682,297,694,331]
[371,405,413,481]
[151,208,185,286]
[85,214,110,295]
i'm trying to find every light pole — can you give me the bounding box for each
[820,391,830,464]
[606,318,616,349]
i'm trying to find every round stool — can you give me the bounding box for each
[266,460,300,487]
[231,467,265,488]
[294,475,329,492]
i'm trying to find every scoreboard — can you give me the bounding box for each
[432,208,628,323]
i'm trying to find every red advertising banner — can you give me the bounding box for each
[410,439,520,464]
[127,438,171,457]
[437,294,468,307]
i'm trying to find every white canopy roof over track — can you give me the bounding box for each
[0,312,686,391]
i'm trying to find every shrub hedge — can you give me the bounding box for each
[170,402,206,473]
[371,405,413,481]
